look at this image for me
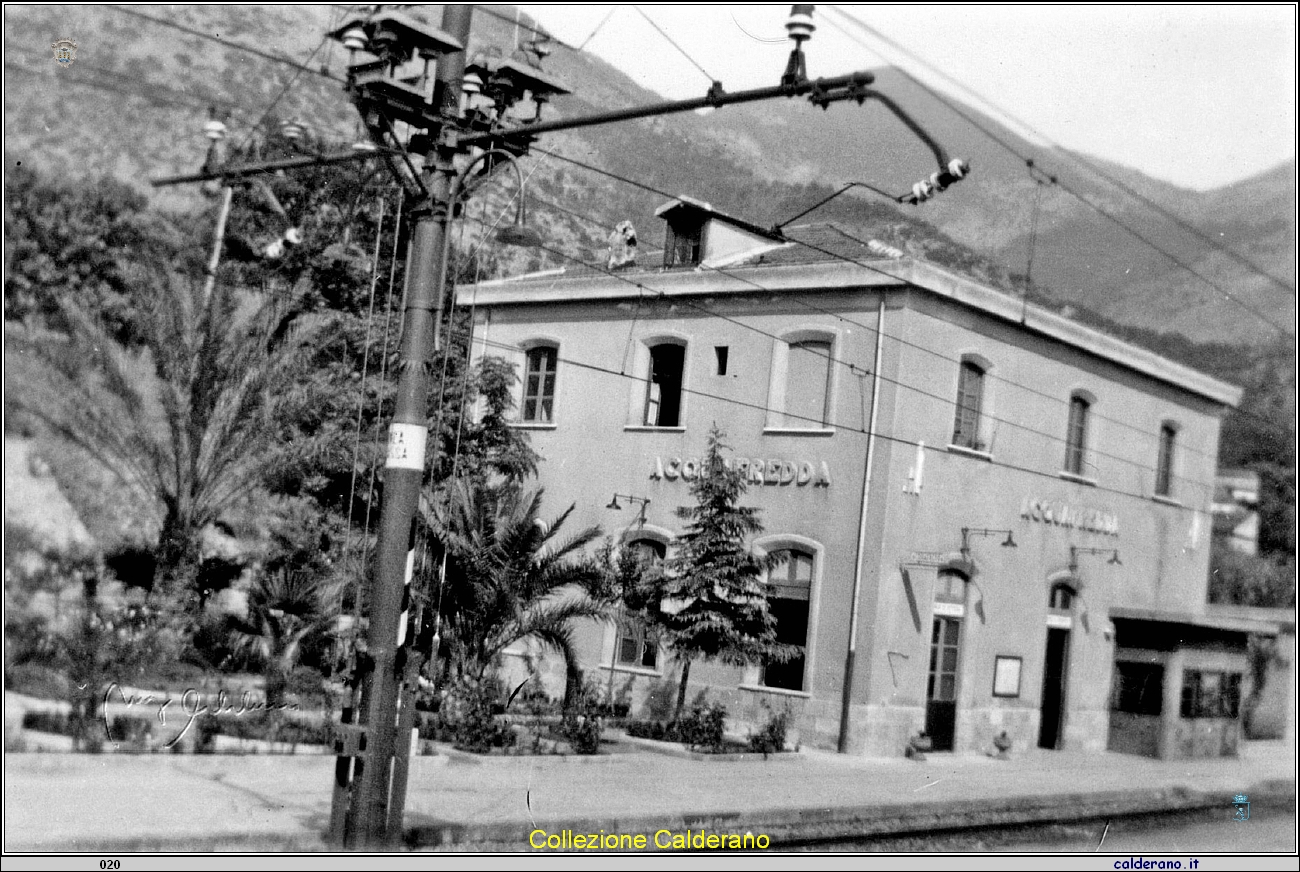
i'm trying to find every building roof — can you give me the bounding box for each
[1111,606,1281,637]
[459,220,1243,408]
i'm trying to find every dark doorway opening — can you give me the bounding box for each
[925,616,961,751]
[1039,627,1070,749]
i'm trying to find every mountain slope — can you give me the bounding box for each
[3,4,1294,344]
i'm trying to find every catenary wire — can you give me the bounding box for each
[458,209,1217,497]
[632,6,718,85]
[824,4,1295,297]
[445,302,1215,510]
[105,5,347,84]
[820,6,1292,335]
[521,147,1259,462]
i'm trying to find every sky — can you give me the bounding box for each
[518,4,1297,191]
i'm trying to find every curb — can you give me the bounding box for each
[405,780,1297,850]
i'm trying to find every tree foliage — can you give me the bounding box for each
[3,165,202,346]
[1208,544,1296,608]
[425,480,612,711]
[653,426,795,719]
[7,260,323,603]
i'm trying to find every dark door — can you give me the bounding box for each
[1039,628,1070,749]
[925,616,961,751]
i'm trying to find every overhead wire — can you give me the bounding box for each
[456,206,1218,497]
[520,142,1279,457]
[441,284,1216,511]
[342,193,388,616]
[633,6,718,85]
[105,5,346,84]
[578,6,621,52]
[232,34,334,154]
[820,6,1292,335]
[823,4,1295,297]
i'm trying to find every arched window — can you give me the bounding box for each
[785,340,833,427]
[952,360,986,449]
[615,538,666,669]
[1155,422,1177,497]
[767,328,837,431]
[935,569,968,604]
[762,549,813,691]
[1064,393,1092,476]
[644,342,685,427]
[522,345,558,423]
[1049,582,1076,611]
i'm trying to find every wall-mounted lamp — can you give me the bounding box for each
[1068,546,1121,574]
[605,493,650,525]
[960,527,1017,560]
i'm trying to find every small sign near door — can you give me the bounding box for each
[992,655,1022,698]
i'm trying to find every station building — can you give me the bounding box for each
[457,197,1266,759]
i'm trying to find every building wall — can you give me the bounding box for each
[846,293,1224,755]
[468,274,1232,757]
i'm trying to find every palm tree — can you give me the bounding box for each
[7,267,321,605]
[427,478,614,709]
[226,567,343,707]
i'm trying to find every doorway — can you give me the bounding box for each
[1039,627,1070,749]
[925,616,961,751]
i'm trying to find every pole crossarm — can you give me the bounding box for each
[152,149,391,187]
[458,71,875,147]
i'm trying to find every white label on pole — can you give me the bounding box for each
[1046,613,1074,629]
[386,423,427,469]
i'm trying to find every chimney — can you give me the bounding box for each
[607,220,638,270]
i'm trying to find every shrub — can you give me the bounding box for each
[673,699,727,753]
[6,663,70,701]
[560,714,603,754]
[22,710,71,735]
[440,678,516,753]
[626,718,668,741]
[748,708,790,756]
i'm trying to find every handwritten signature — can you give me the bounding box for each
[101,683,300,749]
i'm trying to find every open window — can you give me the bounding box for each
[644,343,685,427]
[664,215,705,267]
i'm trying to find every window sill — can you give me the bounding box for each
[623,425,687,433]
[508,422,557,430]
[603,663,661,678]
[946,443,992,461]
[738,683,811,699]
[1151,494,1182,507]
[762,427,835,437]
[1058,471,1098,487]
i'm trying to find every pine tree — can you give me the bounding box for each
[658,425,796,722]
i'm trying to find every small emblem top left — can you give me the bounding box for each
[52,38,77,67]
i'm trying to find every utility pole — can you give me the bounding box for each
[342,3,472,847]
[150,5,969,849]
